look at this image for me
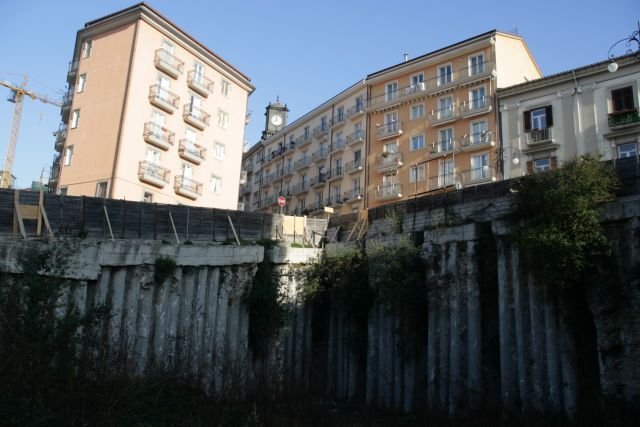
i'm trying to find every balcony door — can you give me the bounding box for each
[157,75,171,100]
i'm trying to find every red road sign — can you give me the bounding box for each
[277,196,286,207]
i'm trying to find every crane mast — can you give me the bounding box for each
[0,77,62,189]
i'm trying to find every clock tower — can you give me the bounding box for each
[262,98,289,140]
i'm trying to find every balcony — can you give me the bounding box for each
[375,183,403,200]
[331,114,346,129]
[49,156,61,183]
[243,162,253,173]
[313,125,329,139]
[294,156,311,171]
[327,193,343,207]
[174,176,202,200]
[308,200,326,213]
[428,104,458,126]
[237,203,245,211]
[310,174,327,189]
[149,85,180,113]
[458,165,497,186]
[67,59,79,83]
[312,148,328,163]
[608,109,640,130]
[347,103,365,120]
[282,165,295,178]
[295,133,312,147]
[138,161,170,188]
[456,58,494,86]
[291,180,310,195]
[54,125,67,152]
[429,139,455,158]
[61,89,73,123]
[459,131,494,152]
[179,139,207,164]
[265,145,288,164]
[262,172,275,187]
[343,188,363,203]
[524,128,554,146]
[240,183,252,195]
[376,152,403,173]
[187,70,214,97]
[344,158,363,174]
[330,138,346,154]
[240,170,248,185]
[376,121,403,140]
[154,49,184,79]
[427,173,455,191]
[183,104,210,130]
[143,122,175,150]
[326,166,343,182]
[346,130,364,146]
[460,97,491,118]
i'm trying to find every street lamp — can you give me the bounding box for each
[607,20,640,73]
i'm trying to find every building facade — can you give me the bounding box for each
[50,3,254,209]
[242,81,367,216]
[498,54,640,177]
[364,31,540,209]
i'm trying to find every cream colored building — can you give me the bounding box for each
[50,3,254,209]
[498,54,640,177]
[243,81,367,216]
[364,30,541,209]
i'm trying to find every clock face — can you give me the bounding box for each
[270,114,283,126]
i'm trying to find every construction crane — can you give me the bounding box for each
[0,77,62,189]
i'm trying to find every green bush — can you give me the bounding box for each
[154,255,177,285]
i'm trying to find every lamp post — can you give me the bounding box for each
[607,20,640,73]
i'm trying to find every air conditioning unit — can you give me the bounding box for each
[237,203,245,211]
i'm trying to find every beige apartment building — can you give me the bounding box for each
[365,30,540,209]
[242,81,367,216]
[498,53,640,177]
[49,3,254,209]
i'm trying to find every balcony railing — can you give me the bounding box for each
[376,152,403,172]
[346,130,364,146]
[295,133,312,147]
[311,148,328,163]
[67,59,79,79]
[458,165,497,185]
[179,139,207,164]
[331,114,346,128]
[174,175,203,199]
[143,122,175,150]
[240,183,252,195]
[49,156,61,182]
[294,156,311,170]
[375,183,403,200]
[187,70,214,97]
[460,97,491,117]
[327,193,343,206]
[154,48,184,78]
[54,125,67,151]
[459,131,494,151]
[266,145,288,164]
[149,85,180,113]
[183,104,210,130]
[428,104,457,126]
[138,161,170,188]
[343,188,363,202]
[310,174,327,188]
[330,138,346,153]
[291,180,310,195]
[430,139,455,156]
[344,158,363,174]
[347,103,365,119]
[327,166,343,181]
[313,125,329,139]
[428,173,456,190]
[525,128,553,145]
[608,109,640,129]
[376,121,403,140]
[282,165,295,177]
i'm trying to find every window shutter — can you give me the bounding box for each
[526,160,534,175]
[550,156,558,170]
[524,111,531,132]
[545,106,554,127]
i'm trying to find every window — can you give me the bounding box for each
[214,142,226,160]
[354,122,363,138]
[58,187,68,196]
[611,86,635,112]
[143,192,153,203]
[410,103,425,120]
[410,134,425,151]
[469,53,485,76]
[470,153,489,180]
[384,111,398,131]
[471,120,488,145]
[217,110,229,128]
[63,145,74,166]
[383,141,397,155]
[336,106,344,121]
[355,95,364,111]
[193,61,205,83]
[534,158,551,173]
[81,40,92,58]
[70,109,80,128]
[77,74,87,93]
[411,73,424,86]
[188,93,202,115]
[409,165,425,183]
[304,126,310,139]
[438,96,453,119]
[438,128,454,152]
[157,74,171,100]
[220,79,230,96]
[438,64,452,86]
[439,158,454,186]
[321,116,328,131]
[524,106,553,131]
[353,149,362,162]
[618,142,638,158]
[470,87,486,109]
[210,175,222,193]
[385,81,398,102]
[95,181,108,198]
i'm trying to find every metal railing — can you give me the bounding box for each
[346,130,364,145]
[294,156,311,170]
[330,138,346,152]
[375,183,402,199]
[376,152,402,171]
[183,104,210,126]
[143,122,175,146]
[178,139,207,161]
[343,188,363,201]
[344,158,363,173]
[376,121,403,139]
[154,48,184,76]
[525,128,553,145]
[187,70,214,93]
[148,85,180,109]
[174,175,203,196]
[138,161,170,183]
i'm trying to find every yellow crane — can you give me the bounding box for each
[1,77,62,189]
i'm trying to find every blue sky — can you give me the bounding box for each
[0,0,636,188]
